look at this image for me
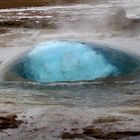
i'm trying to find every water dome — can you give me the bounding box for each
[0,40,140,83]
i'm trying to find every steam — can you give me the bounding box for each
[55,2,140,37]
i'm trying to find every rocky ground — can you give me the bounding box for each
[0,103,140,140]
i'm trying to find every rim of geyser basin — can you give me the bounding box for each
[0,77,139,91]
[1,40,140,84]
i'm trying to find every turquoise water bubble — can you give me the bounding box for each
[2,40,140,83]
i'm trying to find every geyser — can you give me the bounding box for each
[1,40,140,83]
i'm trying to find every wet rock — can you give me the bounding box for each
[124,92,135,95]
[83,126,140,139]
[92,116,123,124]
[61,126,140,139]
[60,114,140,139]
[0,114,22,130]
[0,28,9,34]
[0,19,56,29]
[121,109,140,115]
[123,98,140,106]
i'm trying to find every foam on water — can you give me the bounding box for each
[1,40,140,83]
